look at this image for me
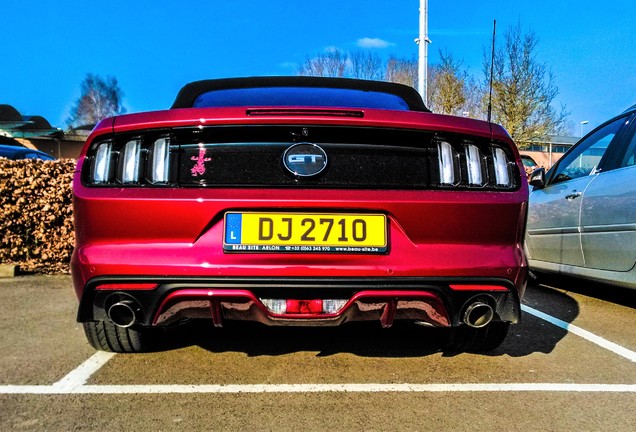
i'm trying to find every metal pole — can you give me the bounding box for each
[487,20,496,123]
[417,0,428,104]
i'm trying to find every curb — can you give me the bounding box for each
[0,265,17,278]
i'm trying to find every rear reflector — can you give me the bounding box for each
[449,284,508,291]
[260,298,348,315]
[286,299,323,314]
[96,283,158,290]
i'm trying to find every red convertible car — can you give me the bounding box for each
[71,77,528,353]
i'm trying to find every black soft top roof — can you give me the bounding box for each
[171,76,430,112]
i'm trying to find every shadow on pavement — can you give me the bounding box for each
[0,274,588,358]
[153,282,582,358]
[161,321,445,358]
[483,281,579,357]
[534,273,636,309]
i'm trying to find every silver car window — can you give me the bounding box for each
[550,117,625,184]
[618,122,636,168]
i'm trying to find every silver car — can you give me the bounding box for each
[526,105,636,289]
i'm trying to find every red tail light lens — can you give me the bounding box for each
[286,299,323,314]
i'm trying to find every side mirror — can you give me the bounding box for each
[529,168,546,189]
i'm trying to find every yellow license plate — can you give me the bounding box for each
[224,212,387,253]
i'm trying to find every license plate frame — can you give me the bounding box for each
[223,212,388,253]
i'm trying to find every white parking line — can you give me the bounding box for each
[1,306,633,395]
[522,305,636,363]
[1,383,635,395]
[52,351,116,392]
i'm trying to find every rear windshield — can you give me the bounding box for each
[192,86,411,111]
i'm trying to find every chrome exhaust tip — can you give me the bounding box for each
[463,301,494,328]
[107,300,140,328]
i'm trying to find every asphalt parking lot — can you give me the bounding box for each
[1,275,635,431]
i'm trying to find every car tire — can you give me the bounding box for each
[83,321,156,353]
[445,321,510,353]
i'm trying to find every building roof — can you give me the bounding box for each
[545,135,579,145]
[0,104,62,138]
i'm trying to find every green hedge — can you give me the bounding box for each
[0,158,76,274]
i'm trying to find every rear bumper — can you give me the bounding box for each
[78,277,523,329]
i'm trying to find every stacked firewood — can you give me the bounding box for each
[0,158,76,274]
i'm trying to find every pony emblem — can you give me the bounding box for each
[191,148,212,177]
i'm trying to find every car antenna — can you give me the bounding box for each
[487,19,496,129]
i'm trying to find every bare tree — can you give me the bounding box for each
[297,50,420,94]
[428,51,470,115]
[67,73,125,127]
[298,49,348,78]
[461,78,483,119]
[384,56,418,88]
[349,50,383,80]
[295,25,572,133]
[484,24,568,146]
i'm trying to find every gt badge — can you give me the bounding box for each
[282,143,328,177]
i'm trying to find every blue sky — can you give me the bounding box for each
[1,0,635,134]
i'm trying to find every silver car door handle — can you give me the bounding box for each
[565,191,582,201]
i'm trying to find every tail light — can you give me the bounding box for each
[86,136,174,186]
[119,139,141,184]
[465,144,486,186]
[492,147,513,187]
[147,138,171,184]
[437,141,458,186]
[433,139,518,190]
[83,127,519,191]
[92,141,113,184]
